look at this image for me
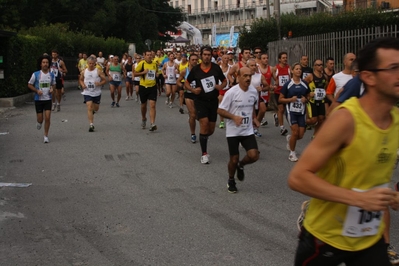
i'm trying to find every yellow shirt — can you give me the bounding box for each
[304,97,399,251]
[135,60,157,88]
[78,59,87,72]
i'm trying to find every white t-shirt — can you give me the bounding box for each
[28,71,55,101]
[332,72,353,96]
[219,84,258,137]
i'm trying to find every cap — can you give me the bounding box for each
[227,51,234,55]
[182,53,188,58]
[110,55,114,58]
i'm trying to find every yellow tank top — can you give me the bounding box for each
[135,60,157,88]
[304,97,399,251]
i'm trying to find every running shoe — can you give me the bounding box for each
[51,103,56,111]
[43,136,49,143]
[201,153,210,164]
[254,129,262,137]
[111,102,115,107]
[388,245,399,265]
[296,200,310,231]
[89,125,94,132]
[62,93,66,101]
[289,152,299,162]
[286,134,291,151]
[236,163,245,181]
[165,99,169,105]
[395,182,399,192]
[169,102,173,108]
[56,104,60,112]
[191,134,197,143]
[149,124,157,132]
[36,122,42,130]
[273,113,278,127]
[260,120,268,126]
[219,121,225,129]
[280,128,288,136]
[179,108,184,114]
[116,103,120,107]
[306,125,312,131]
[141,119,147,129]
[227,179,237,193]
[126,96,130,101]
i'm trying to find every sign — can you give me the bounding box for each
[216,33,239,47]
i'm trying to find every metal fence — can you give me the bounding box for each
[267,25,399,70]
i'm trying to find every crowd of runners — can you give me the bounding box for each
[28,37,399,265]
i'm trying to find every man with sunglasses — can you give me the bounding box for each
[253,47,262,66]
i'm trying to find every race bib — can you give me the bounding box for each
[85,81,95,92]
[52,68,59,77]
[235,111,250,128]
[289,99,304,113]
[39,80,50,95]
[146,70,156,80]
[113,74,120,81]
[127,71,132,78]
[278,75,289,86]
[342,184,388,237]
[314,88,326,101]
[201,76,216,93]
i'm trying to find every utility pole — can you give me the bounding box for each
[266,0,271,19]
[274,0,281,40]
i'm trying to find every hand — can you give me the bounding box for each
[310,92,315,98]
[256,86,262,92]
[356,188,397,212]
[301,97,307,103]
[49,88,53,94]
[390,192,399,211]
[291,96,298,102]
[37,90,43,96]
[233,115,243,126]
[253,118,260,127]
[143,69,149,74]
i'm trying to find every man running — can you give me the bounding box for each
[79,56,106,132]
[218,67,260,193]
[185,46,227,163]
[272,52,290,135]
[123,55,134,100]
[50,49,67,112]
[258,53,273,126]
[28,55,56,143]
[227,47,251,86]
[218,54,232,129]
[107,55,123,107]
[135,50,159,131]
[288,37,399,266]
[177,54,199,143]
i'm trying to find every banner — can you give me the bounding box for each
[229,26,235,47]
[212,24,217,47]
[216,33,239,47]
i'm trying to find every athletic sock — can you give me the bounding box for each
[199,134,208,154]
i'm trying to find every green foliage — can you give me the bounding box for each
[0,35,46,97]
[239,8,399,51]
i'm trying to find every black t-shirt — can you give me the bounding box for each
[186,62,226,100]
[301,66,313,80]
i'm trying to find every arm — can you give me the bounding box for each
[326,77,336,103]
[215,79,227,91]
[288,109,397,211]
[97,69,107,86]
[60,61,68,75]
[260,75,269,91]
[134,62,148,77]
[227,64,237,85]
[79,70,86,89]
[217,108,242,126]
[278,90,297,104]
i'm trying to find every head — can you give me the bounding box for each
[175,53,182,61]
[358,37,399,100]
[135,55,142,63]
[200,46,213,64]
[51,49,59,60]
[291,62,302,78]
[78,53,83,59]
[98,51,103,57]
[168,53,175,61]
[181,53,188,63]
[253,47,262,59]
[188,53,199,67]
[246,58,257,74]
[312,59,323,72]
[325,57,335,71]
[227,50,234,60]
[144,50,152,63]
[112,56,119,64]
[261,53,269,66]
[343,53,356,70]
[278,52,288,65]
[82,53,88,60]
[241,47,251,61]
[87,56,97,70]
[237,67,253,89]
[221,54,229,65]
[39,55,51,71]
[300,55,309,67]
[127,55,133,63]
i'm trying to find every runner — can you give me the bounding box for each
[185,46,227,163]
[247,58,269,137]
[227,47,251,86]
[272,52,290,135]
[132,55,142,102]
[218,54,231,129]
[304,59,328,138]
[253,47,262,66]
[258,53,273,126]
[135,50,158,131]
[300,55,313,79]
[177,54,189,114]
[50,49,67,112]
[163,53,178,108]
[288,37,399,266]
[279,62,310,162]
[79,56,106,132]
[96,51,106,73]
[177,53,199,143]
[28,55,56,143]
[107,55,123,107]
[123,55,134,100]
[218,67,260,193]
[323,56,335,111]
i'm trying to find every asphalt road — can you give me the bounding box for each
[0,81,398,266]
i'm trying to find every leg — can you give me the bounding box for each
[185,98,196,135]
[170,84,177,105]
[86,101,94,124]
[165,84,171,104]
[125,81,130,99]
[43,110,51,137]
[289,124,299,151]
[117,85,122,103]
[257,101,267,123]
[141,102,147,121]
[109,85,115,103]
[149,100,156,124]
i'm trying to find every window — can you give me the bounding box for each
[188,4,192,14]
